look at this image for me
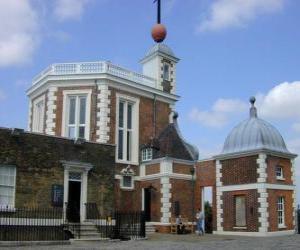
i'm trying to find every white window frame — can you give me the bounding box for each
[32,94,46,133]
[163,62,170,81]
[141,148,153,162]
[277,196,285,228]
[121,175,134,190]
[276,166,285,180]
[234,195,246,228]
[61,90,92,141]
[116,93,139,165]
[0,165,16,210]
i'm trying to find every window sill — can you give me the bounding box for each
[116,159,139,166]
[233,226,247,229]
[276,177,285,181]
[278,225,287,229]
[120,187,134,191]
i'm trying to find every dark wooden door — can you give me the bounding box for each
[144,188,151,222]
[67,181,81,222]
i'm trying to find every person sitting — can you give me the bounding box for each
[176,215,185,234]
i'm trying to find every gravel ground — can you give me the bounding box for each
[2,233,300,250]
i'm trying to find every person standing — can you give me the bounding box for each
[196,208,204,235]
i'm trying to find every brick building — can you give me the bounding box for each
[0,127,115,222]
[196,97,297,236]
[23,42,200,232]
[1,27,296,235]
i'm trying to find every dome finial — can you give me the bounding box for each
[249,96,257,118]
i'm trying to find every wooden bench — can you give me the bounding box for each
[170,217,192,234]
[170,217,177,234]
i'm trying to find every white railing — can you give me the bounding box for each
[32,61,156,88]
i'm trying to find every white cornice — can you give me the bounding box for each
[219,183,295,192]
[215,148,297,160]
[27,75,179,104]
[138,173,194,181]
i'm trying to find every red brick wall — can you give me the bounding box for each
[195,160,217,231]
[196,160,216,187]
[222,190,259,232]
[170,179,193,221]
[267,189,294,231]
[173,163,193,175]
[109,87,171,147]
[145,164,160,175]
[267,156,293,185]
[114,180,142,212]
[55,86,98,141]
[221,156,258,185]
[115,179,162,222]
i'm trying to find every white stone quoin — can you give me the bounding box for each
[160,176,172,223]
[45,87,57,135]
[216,160,223,232]
[96,82,111,143]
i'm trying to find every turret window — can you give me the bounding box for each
[276,166,284,180]
[277,196,285,227]
[163,63,170,81]
[141,148,153,162]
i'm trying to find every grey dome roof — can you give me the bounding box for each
[221,97,291,156]
[145,43,176,58]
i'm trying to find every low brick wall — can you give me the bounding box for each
[0,128,115,214]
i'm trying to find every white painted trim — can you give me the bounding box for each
[62,161,93,222]
[120,175,135,190]
[61,89,92,141]
[213,230,295,237]
[139,173,193,181]
[32,94,46,133]
[219,183,295,192]
[115,93,140,165]
[215,149,297,160]
[27,75,179,104]
[27,100,33,131]
[143,157,195,166]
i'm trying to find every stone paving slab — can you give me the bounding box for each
[1,233,300,250]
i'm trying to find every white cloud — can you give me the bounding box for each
[189,98,247,128]
[197,0,284,32]
[0,0,39,67]
[259,81,300,119]
[54,0,92,21]
[190,81,300,129]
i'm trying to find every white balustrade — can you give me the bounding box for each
[32,61,156,88]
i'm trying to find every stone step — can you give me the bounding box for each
[145,224,156,234]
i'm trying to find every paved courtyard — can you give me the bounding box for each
[3,233,300,250]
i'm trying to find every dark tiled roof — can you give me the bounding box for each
[152,113,199,161]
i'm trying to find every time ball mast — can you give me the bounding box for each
[152,0,167,43]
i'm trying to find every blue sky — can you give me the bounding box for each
[0,0,300,201]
